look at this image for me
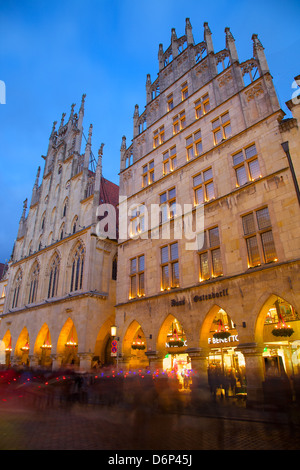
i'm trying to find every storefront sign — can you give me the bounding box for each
[171,298,186,307]
[194,288,229,302]
[208,334,239,345]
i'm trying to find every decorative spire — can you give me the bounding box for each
[59,112,66,129]
[185,18,194,45]
[68,103,76,123]
[171,28,178,58]
[146,74,152,104]
[225,27,239,63]
[79,93,86,115]
[252,34,269,74]
[120,136,127,171]
[158,43,164,71]
[21,198,28,220]
[50,121,57,138]
[204,22,214,54]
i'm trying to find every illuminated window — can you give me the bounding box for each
[163,147,177,175]
[161,242,179,290]
[195,93,210,119]
[198,227,223,281]
[153,126,165,148]
[142,160,155,187]
[173,111,186,134]
[167,93,174,112]
[242,207,277,268]
[186,130,202,161]
[193,168,215,205]
[181,82,189,101]
[212,112,231,145]
[130,255,145,298]
[129,204,146,236]
[233,144,261,187]
[160,187,176,223]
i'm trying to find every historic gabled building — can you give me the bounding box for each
[0,95,119,370]
[115,19,300,405]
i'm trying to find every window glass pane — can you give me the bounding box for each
[195,141,203,156]
[195,186,204,205]
[143,174,148,187]
[130,276,137,297]
[245,144,257,160]
[138,255,145,272]
[249,159,261,180]
[186,136,193,146]
[200,252,209,280]
[203,168,213,181]
[205,181,215,200]
[143,165,148,173]
[161,246,169,263]
[170,146,176,156]
[194,130,201,141]
[172,262,179,287]
[236,166,248,186]
[130,258,136,274]
[233,151,244,166]
[242,213,255,235]
[261,231,277,262]
[170,242,178,261]
[162,265,169,289]
[160,192,167,204]
[163,161,169,174]
[221,112,230,124]
[209,227,220,247]
[187,147,194,160]
[214,129,222,144]
[139,272,145,295]
[149,160,154,169]
[169,188,176,199]
[212,248,223,276]
[223,123,231,138]
[246,236,260,267]
[256,207,271,230]
[212,118,220,130]
[193,174,202,187]
[171,156,177,170]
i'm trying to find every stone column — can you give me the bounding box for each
[29,354,40,369]
[236,343,265,407]
[117,355,131,372]
[51,354,63,371]
[78,352,93,372]
[187,347,211,405]
[145,351,164,373]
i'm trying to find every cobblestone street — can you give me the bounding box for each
[0,397,299,451]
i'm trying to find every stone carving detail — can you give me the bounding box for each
[217,69,233,87]
[244,83,264,101]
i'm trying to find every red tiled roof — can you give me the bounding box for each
[99,177,119,210]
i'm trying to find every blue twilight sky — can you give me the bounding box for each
[0,0,299,263]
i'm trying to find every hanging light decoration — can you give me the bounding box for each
[131,335,145,350]
[65,326,78,347]
[41,331,52,350]
[5,338,12,353]
[21,337,30,352]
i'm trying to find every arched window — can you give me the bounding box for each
[70,243,85,292]
[28,262,39,304]
[12,270,22,308]
[48,253,60,298]
[72,216,78,234]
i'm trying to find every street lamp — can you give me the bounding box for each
[111,325,117,338]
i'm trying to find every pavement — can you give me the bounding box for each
[0,394,299,451]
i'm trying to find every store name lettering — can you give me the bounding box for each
[208,334,239,345]
[194,288,229,303]
[171,298,186,307]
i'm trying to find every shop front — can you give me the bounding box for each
[207,308,246,397]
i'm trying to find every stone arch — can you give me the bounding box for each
[156,313,188,356]
[14,326,30,364]
[34,323,52,368]
[57,318,79,366]
[94,317,115,366]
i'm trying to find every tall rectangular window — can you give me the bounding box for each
[233,144,261,187]
[163,146,177,175]
[212,112,231,145]
[198,227,223,281]
[186,130,202,161]
[160,187,176,223]
[181,82,188,100]
[173,111,186,134]
[242,207,277,267]
[193,168,215,205]
[153,126,164,148]
[195,93,210,119]
[167,93,174,111]
[142,160,154,187]
[161,242,179,290]
[130,255,145,298]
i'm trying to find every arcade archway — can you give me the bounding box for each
[34,324,52,368]
[57,319,79,366]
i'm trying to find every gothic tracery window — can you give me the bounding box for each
[48,253,60,298]
[12,269,22,308]
[28,262,39,304]
[70,243,85,292]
